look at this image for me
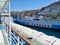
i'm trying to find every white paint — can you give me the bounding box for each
[0,30,5,45]
[11,23,60,45]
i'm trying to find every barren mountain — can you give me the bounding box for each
[11,1,60,19]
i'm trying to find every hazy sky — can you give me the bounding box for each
[10,0,59,11]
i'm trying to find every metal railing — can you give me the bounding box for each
[4,22,35,45]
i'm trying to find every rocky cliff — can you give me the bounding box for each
[11,1,60,19]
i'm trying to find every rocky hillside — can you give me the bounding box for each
[39,1,60,19]
[11,1,60,19]
[11,10,40,18]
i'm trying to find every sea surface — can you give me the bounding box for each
[30,27,60,38]
[19,24,60,39]
[13,19,60,39]
[28,26,60,39]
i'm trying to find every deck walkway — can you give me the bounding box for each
[0,30,5,45]
[0,25,8,45]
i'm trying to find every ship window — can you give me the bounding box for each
[34,19,40,20]
[48,25,49,28]
[39,24,41,27]
[44,25,46,27]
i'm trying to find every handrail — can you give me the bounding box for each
[4,22,35,45]
[11,27,35,45]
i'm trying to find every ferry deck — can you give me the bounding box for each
[0,0,60,45]
[0,0,36,45]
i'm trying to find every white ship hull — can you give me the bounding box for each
[14,19,60,30]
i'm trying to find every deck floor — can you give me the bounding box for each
[0,25,8,45]
[0,30,5,45]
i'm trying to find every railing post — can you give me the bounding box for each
[18,36,20,45]
[8,0,11,45]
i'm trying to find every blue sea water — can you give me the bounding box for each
[14,23,60,39]
[14,20,60,39]
[29,27,60,39]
